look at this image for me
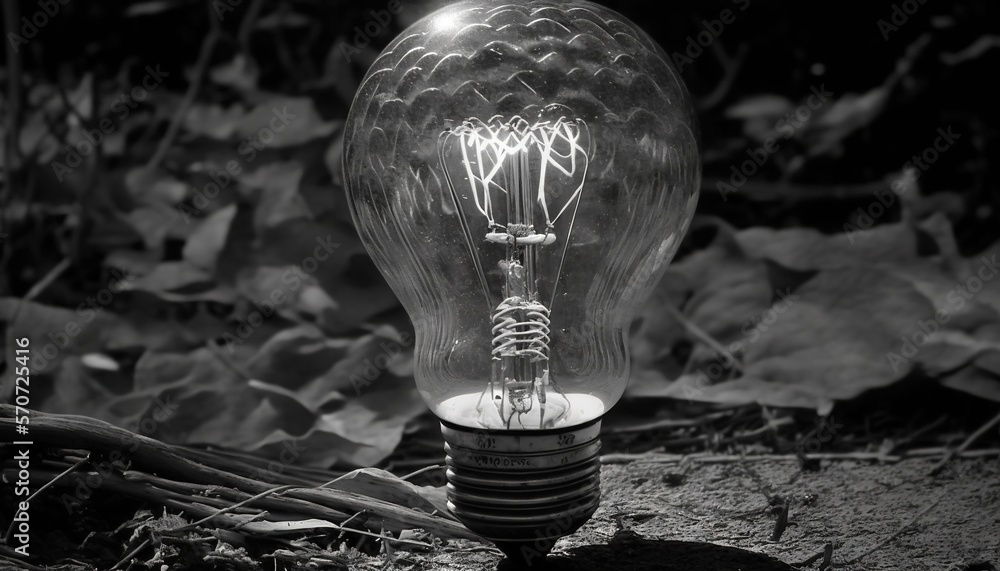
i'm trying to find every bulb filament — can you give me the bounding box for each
[440,113,590,429]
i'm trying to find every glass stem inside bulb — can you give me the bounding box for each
[487,149,566,430]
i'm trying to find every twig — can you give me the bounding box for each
[698,41,748,111]
[907,447,1000,459]
[820,543,834,571]
[797,543,834,570]
[605,410,736,433]
[145,0,222,170]
[770,501,789,542]
[0,552,50,571]
[941,35,1000,66]
[200,446,346,485]
[0,406,476,539]
[609,417,793,452]
[601,449,1000,465]
[237,0,266,54]
[2,453,90,542]
[337,509,370,530]
[400,464,444,481]
[893,415,947,450]
[123,470,349,522]
[22,257,71,301]
[169,484,297,532]
[664,305,744,373]
[928,408,1000,476]
[110,538,151,570]
[839,495,943,566]
[162,498,437,549]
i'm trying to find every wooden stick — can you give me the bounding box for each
[601,449,1000,465]
[842,495,943,565]
[0,406,479,541]
[928,408,1000,476]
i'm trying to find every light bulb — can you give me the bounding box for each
[343,0,699,562]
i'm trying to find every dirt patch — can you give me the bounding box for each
[386,457,1000,570]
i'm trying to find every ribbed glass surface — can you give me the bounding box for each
[344,0,700,430]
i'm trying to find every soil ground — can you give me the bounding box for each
[379,457,1000,571]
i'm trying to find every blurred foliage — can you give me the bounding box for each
[1,0,999,469]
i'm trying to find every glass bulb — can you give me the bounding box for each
[343,0,699,560]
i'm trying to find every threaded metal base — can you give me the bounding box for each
[441,417,602,566]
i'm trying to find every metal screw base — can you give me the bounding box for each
[440,417,602,566]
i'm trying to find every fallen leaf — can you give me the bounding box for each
[183,204,238,272]
[657,267,938,412]
[127,348,275,447]
[941,354,1000,402]
[126,261,215,294]
[237,162,312,233]
[251,375,426,467]
[122,204,190,249]
[182,103,246,140]
[209,54,259,92]
[235,97,339,148]
[322,468,451,518]
[0,298,123,379]
[126,167,189,205]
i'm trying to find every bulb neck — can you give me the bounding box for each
[440,416,602,566]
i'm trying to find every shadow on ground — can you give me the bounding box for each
[497,531,797,571]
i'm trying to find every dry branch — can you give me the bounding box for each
[0,405,481,546]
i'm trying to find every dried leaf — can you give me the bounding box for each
[251,375,426,467]
[129,348,275,447]
[126,261,214,293]
[209,54,259,92]
[126,167,188,205]
[941,354,1000,402]
[323,468,451,518]
[238,162,312,232]
[658,268,937,412]
[0,298,123,378]
[183,204,238,271]
[122,204,190,249]
[235,97,339,148]
[182,103,246,140]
